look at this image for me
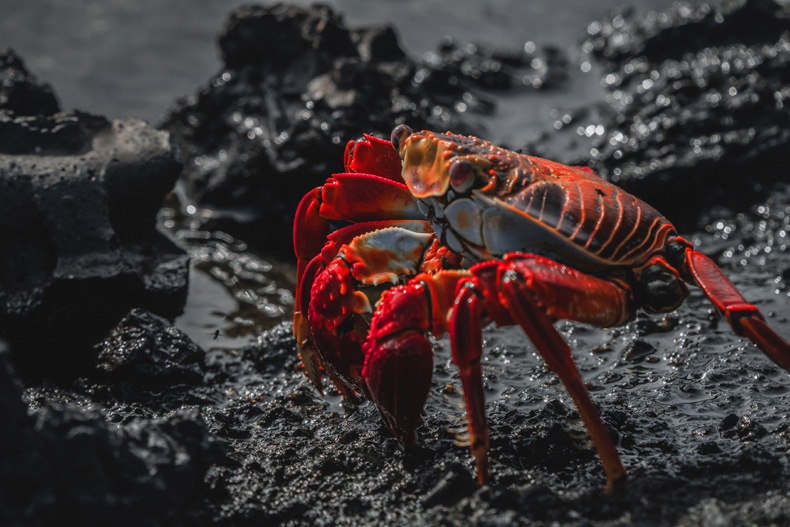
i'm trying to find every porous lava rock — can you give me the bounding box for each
[429,37,568,93]
[0,49,59,116]
[160,3,482,245]
[94,309,205,390]
[0,49,187,372]
[0,341,227,527]
[578,0,790,229]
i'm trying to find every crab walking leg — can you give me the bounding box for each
[296,254,328,391]
[448,282,491,484]
[497,255,630,494]
[684,249,790,371]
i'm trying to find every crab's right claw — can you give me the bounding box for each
[685,249,790,371]
[362,285,434,446]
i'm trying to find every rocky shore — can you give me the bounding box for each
[2,2,790,526]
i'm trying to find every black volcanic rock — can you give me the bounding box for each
[0,343,226,527]
[161,4,572,249]
[578,0,790,229]
[94,309,205,389]
[0,52,187,372]
[0,49,59,116]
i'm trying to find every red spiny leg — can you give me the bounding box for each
[296,254,326,391]
[448,281,490,484]
[294,188,333,390]
[294,189,332,332]
[493,255,629,493]
[363,271,470,446]
[503,254,633,328]
[684,248,790,371]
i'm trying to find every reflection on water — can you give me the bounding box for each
[157,194,297,351]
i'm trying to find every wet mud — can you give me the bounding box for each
[2,1,790,526]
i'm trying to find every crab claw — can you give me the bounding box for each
[362,331,433,446]
[362,284,434,446]
[345,134,404,184]
[309,258,373,397]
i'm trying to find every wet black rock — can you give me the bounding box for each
[0,343,228,527]
[431,37,568,92]
[241,318,299,374]
[0,49,59,116]
[0,52,187,372]
[161,3,489,246]
[0,48,109,156]
[421,463,478,508]
[14,192,790,526]
[578,0,790,229]
[94,309,205,388]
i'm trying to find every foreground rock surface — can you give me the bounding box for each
[0,49,188,368]
[0,321,228,527]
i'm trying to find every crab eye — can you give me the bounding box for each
[449,159,474,193]
[391,124,413,154]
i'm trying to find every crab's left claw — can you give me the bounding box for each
[345,134,404,184]
[684,248,790,371]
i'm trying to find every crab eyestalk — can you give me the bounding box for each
[390,124,412,156]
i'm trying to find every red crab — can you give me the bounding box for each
[293,125,790,492]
